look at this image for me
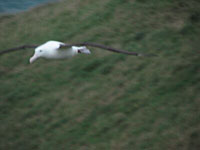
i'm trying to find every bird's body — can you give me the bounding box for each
[30,41,91,63]
[35,41,75,59]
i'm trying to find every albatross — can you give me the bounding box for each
[30,41,91,63]
[0,40,156,63]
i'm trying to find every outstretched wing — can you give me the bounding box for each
[60,42,156,56]
[0,45,38,56]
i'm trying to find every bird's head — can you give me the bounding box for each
[30,48,46,63]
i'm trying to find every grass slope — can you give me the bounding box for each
[0,0,200,149]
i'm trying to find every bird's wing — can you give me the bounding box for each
[60,42,156,56]
[0,45,38,56]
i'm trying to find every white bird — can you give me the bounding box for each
[0,41,156,62]
[29,41,91,63]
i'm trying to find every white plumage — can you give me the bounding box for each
[30,41,91,63]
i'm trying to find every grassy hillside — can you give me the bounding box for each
[0,0,200,149]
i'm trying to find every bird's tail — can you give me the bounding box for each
[72,46,91,54]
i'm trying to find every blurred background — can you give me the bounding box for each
[0,0,199,149]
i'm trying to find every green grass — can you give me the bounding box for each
[0,0,200,149]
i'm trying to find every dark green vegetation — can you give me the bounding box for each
[0,0,200,149]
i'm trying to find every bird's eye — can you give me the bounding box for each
[39,50,42,52]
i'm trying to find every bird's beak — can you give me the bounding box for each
[30,54,38,64]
